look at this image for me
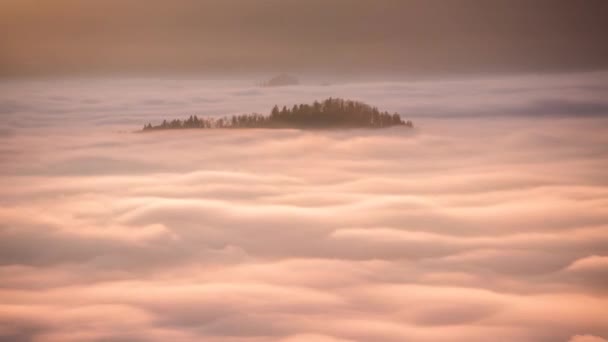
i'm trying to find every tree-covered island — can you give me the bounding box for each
[143,98,413,131]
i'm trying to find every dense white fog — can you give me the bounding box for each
[1,72,608,341]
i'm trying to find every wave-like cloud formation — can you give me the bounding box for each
[0,72,607,341]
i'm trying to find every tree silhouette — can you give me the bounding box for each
[143,98,413,131]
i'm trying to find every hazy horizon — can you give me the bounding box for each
[2,0,608,77]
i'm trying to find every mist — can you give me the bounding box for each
[1,72,608,341]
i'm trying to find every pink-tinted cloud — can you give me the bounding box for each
[0,72,607,341]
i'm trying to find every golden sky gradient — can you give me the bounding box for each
[1,0,608,76]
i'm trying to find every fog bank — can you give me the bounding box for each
[0,72,607,341]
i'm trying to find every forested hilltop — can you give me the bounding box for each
[143,98,413,131]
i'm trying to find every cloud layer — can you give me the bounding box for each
[0,72,607,341]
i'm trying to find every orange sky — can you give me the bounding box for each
[1,0,608,76]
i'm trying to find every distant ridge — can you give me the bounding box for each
[259,74,300,87]
[143,98,413,131]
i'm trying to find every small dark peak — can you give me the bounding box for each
[260,74,300,87]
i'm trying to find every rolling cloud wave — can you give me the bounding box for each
[0,72,607,341]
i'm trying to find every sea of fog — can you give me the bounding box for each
[1,72,608,342]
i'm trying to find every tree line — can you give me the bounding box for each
[143,98,413,131]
